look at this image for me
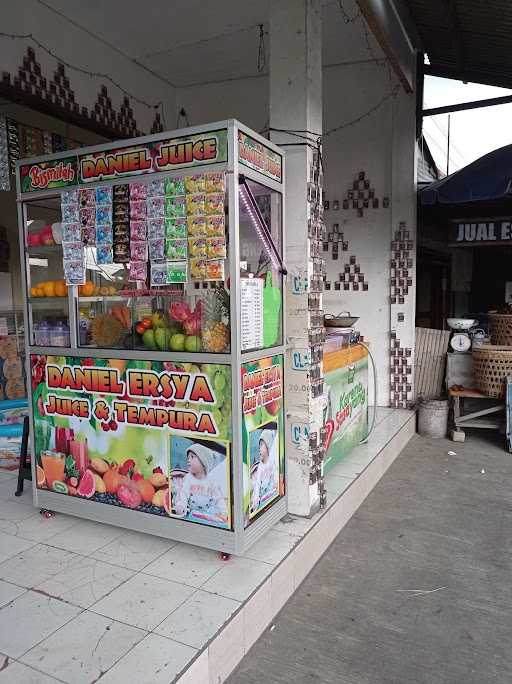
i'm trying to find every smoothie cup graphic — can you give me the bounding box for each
[41,451,65,489]
[69,439,89,475]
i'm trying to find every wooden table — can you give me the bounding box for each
[449,387,505,442]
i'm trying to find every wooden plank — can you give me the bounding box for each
[423,329,436,398]
[415,327,427,399]
[414,327,423,399]
[415,327,450,399]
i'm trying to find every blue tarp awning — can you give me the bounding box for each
[420,144,512,206]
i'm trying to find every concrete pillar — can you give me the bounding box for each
[270,0,324,516]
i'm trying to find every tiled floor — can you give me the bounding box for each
[0,407,412,684]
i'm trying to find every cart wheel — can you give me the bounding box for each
[40,509,54,519]
[219,552,231,562]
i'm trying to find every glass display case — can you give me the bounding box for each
[16,121,286,555]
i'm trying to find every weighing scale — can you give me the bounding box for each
[447,318,479,353]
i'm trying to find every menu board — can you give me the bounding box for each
[241,278,263,351]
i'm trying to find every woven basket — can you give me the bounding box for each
[489,313,512,345]
[472,344,512,398]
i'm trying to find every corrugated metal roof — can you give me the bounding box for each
[406,0,512,88]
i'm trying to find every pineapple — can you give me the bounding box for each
[202,288,230,353]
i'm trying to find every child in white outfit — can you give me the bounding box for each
[175,443,228,524]
[251,428,277,513]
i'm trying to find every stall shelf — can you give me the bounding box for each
[16,120,286,554]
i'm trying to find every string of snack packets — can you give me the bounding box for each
[59,172,227,287]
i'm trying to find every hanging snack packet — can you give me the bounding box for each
[129,260,147,281]
[64,260,85,285]
[205,172,225,193]
[62,222,81,243]
[130,200,147,220]
[205,192,225,215]
[113,203,130,221]
[95,186,112,204]
[166,239,187,260]
[165,196,186,218]
[130,182,148,200]
[205,259,225,281]
[113,184,129,201]
[130,220,147,241]
[147,217,165,239]
[206,215,225,237]
[188,237,207,258]
[207,237,227,259]
[186,193,205,216]
[147,178,165,197]
[187,216,207,237]
[113,240,129,260]
[185,174,206,193]
[165,176,185,196]
[147,196,166,218]
[167,260,187,284]
[79,207,95,227]
[131,240,148,261]
[63,242,83,261]
[149,238,165,261]
[62,204,79,223]
[165,217,187,239]
[96,225,113,244]
[96,205,112,225]
[189,257,207,280]
[113,242,130,263]
[81,226,96,245]
[97,245,113,265]
[79,188,95,207]
[113,223,130,243]
[151,261,168,286]
[61,189,79,205]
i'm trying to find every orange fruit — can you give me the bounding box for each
[30,286,39,297]
[79,281,95,297]
[42,281,55,297]
[54,280,68,297]
[36,464,46,487]
[134,478,155,503]
[35,287,45,297]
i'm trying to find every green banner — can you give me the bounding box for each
[31,354,232,529]
[323,350,368,473]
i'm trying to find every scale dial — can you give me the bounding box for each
[450,332,471,352]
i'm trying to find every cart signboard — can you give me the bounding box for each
[31,354,233,529]
[322,346,368,472]
[19,157,78,193]
[241,354,285,524]
[79,129,228,183]
[238,131,282,183]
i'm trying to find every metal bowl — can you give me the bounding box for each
[324,313,359,328]
[446,318,478,331]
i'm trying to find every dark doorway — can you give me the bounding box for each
[416,247,451,329]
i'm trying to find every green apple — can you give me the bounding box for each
[170,333,186,351]
[142,329,157,350]
[185,335,201,352]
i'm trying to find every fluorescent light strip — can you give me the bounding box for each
[238,183,284,273]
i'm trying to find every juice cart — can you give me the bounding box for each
[16,120,286,554]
